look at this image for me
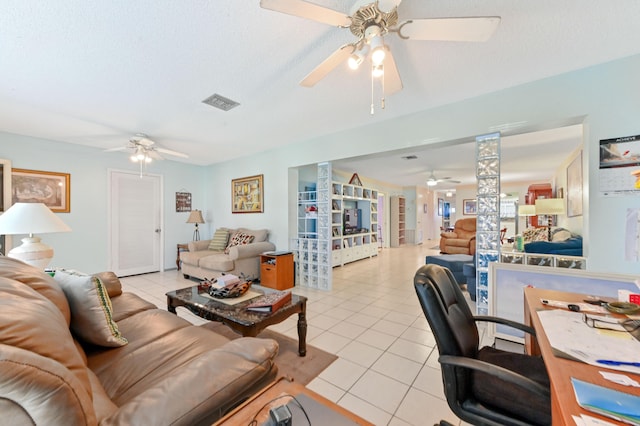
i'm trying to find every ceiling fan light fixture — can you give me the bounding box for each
[427,179,437,187]
[348,52,364,70]
[369,35,386,65]
[372,64,384,78]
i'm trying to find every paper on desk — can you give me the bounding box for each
[573,414,620,426]
[537,309,640,375]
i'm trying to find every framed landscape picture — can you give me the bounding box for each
[11,168,70,213]
[463,199,477,215]
[232,174,263,213]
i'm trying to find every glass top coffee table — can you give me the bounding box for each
[166,283,308,356]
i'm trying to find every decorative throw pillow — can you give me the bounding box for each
[54,269,128,347]
[208,228,230,251]
[224,232,255,254]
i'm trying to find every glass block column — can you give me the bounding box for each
[316,162,332,290]
[475,133,501,314]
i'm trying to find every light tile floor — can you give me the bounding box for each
[120,240,513,426]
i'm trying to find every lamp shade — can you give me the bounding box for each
[0,203,71,235]
[534,198,566,215]
[186,209,204,224]
[0,203,71,269]
[518,205,537,216]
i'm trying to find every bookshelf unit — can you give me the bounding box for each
[330,181,378,266]
[390,196,406,247]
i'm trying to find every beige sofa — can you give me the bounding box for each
[0,257,278,425]
[181,228,275,281]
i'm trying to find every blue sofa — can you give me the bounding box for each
[524,236,583,256]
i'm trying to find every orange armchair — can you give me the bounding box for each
[439,218,477,255]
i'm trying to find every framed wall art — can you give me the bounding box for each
[12,168,70,213]
[175,191,192,212]
[232,174,263,213]
[463,199,477,215]
[567,152,583,217]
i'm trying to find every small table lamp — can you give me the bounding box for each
[186,209,205,241]
[534,198,566,240]
[0,203,72,269]
[518,204,537,228]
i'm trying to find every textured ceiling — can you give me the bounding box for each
[1,1,639,186]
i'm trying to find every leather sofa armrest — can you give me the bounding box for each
[227,241,276,260]
[440,232,458,239]
[0,344,97,425]
[188,240,211,252]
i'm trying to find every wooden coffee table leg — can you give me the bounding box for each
[297,305,307,357]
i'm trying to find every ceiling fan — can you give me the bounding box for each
[426,171,461,186]
[105,134,189,175]
[260,0,500,109]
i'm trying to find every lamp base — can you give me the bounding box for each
[8,236,54,269]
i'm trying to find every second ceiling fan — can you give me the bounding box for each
[260,0,501,100]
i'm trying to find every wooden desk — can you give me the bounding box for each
[524,287,640,425]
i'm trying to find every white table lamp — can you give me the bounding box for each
[0,203,71,268]
[535,198,566,240]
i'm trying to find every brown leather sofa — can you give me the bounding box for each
[439,217,477,255]
[0,257,278,425]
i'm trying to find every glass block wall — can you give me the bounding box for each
[475,133,501,314]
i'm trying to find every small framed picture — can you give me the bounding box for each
[463,199,477,215]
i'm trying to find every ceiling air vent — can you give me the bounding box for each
[402,155,418,160]
[202,93,240,111]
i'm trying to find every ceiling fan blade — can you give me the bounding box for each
[260,0,351,27]
[397,17,501,42]
[104,146,128,153]
[156,147,189,159]
[377,0,403,12]
[148,150,164,161]
[382,46,402,95]
[300,44,354,87]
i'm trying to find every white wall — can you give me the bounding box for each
[3,53,640,276]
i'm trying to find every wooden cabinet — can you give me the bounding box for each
[390,196,406,247]
[525,183,552,227]
[260,253,294,290]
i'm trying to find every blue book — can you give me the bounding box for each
[571,378,640,425]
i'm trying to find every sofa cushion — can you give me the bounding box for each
[225,231,255,254]
[239,227,268,243]
[522,227,548,242]
[208,228,230,251]
[0,257,71,325]
[54,269,128,347]
[0,277,93,399]
[95,271,123,298]
[199,253,235,272]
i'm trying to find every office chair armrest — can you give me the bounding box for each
[439,355,550,398]
[473,315,536,337]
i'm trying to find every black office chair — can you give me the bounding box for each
[414,264,551,426]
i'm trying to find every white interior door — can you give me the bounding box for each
[109,170,162,276]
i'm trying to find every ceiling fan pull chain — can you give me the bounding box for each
[381,64,385,109]
[370,65,375,115]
